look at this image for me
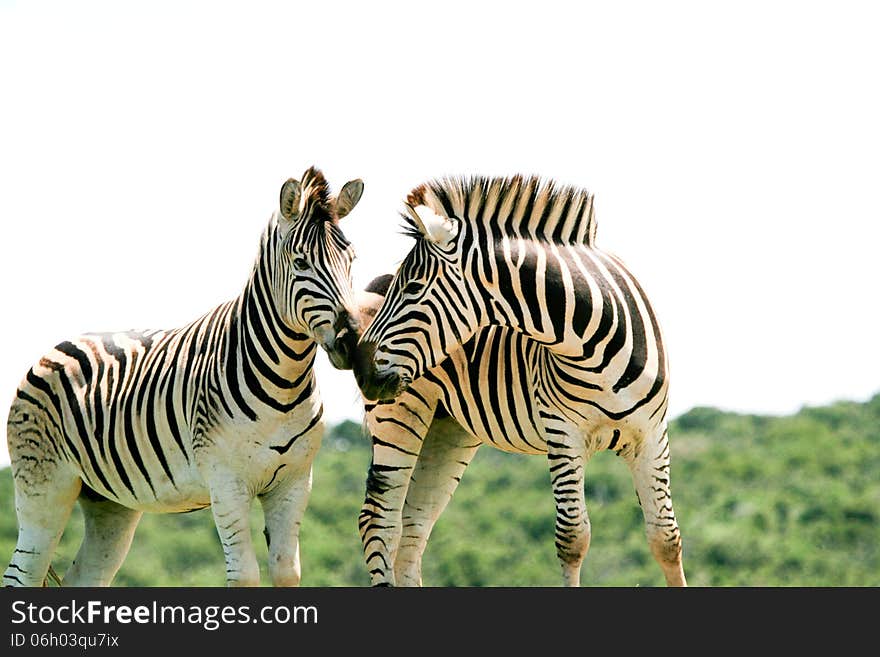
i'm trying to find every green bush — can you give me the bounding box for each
[2,393,878,586]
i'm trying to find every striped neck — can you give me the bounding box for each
[225,228,317,414]
[464,235,593,358]
[406,174,601,358]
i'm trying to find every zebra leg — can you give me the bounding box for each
[4,480,81,586]
[544,418,592,587]
[259,466,313,587]
[395,416,480,586]
[62,491,142,587]
[621,424,687,586]
[207,473,260,587]
[4,404,81,587]
[359,390,438,587]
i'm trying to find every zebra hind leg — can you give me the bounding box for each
[544,419,592,587]
[4,480,80,587]
[621,424,687,587]
[3,421,81,586]
[62,488,143,587]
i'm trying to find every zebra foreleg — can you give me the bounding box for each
[621,424,687,587]
[360,446,420,586]
[395,417,480,586]
[207,473,260,587]
[359,394,439,586]
[259,466,313,587]
[62,492,142,587]
[544,418,592,587]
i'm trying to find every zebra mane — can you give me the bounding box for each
[300,166,335,223]
[404,174,597,246]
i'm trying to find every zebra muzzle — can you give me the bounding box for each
[353,341,410,401]
[315,311,360,371]
[326,325,355,370]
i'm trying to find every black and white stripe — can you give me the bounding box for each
[4,167,364,587]
[353,175,687,586]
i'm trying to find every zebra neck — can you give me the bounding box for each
[227,262,317,408]
[473,239,590,358]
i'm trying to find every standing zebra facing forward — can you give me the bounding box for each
[4,167,364,587]
[354,175,686,586]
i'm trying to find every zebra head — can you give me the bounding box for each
[354,186,479,401]
[272,166,364,370]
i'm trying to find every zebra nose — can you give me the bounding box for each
[324,308,361,371]
[353,342,406,401]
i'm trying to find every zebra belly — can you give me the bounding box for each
[428,328,659,455]
[66,416,208,513]
[72,410,324,514]
[54,385,324,515]
[108,469,212,514]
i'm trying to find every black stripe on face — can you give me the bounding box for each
[363,236,471,383]
[258,251,309,348]
[282,240,353,334]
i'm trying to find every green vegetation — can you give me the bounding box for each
[1,394,878,586]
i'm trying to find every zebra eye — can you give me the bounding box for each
[292,256,309,272]
[403,280,424,295]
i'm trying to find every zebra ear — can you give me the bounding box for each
[407,204,459,247]
[279,179,302,220]
[335,179,364,219]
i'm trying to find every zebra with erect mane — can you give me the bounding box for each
[4,167,364,587]
[353,174,687,587]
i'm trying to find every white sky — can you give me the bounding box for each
[1,2,879,466]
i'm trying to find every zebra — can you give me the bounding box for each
[3,166,364,587]
[353,174,687,587]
